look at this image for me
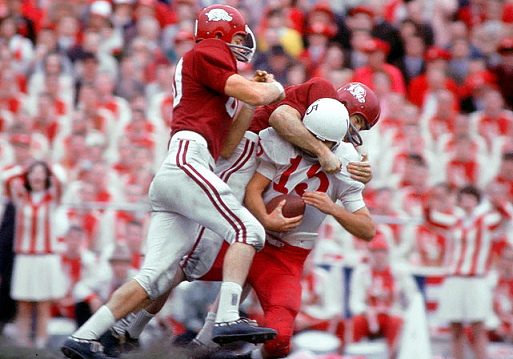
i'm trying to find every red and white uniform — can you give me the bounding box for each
[348,263,417,350]
[181,77,339,279]
[132,39,265,300]
[427,203,513,322]
[192,130,366,358]
[10,183,68,301]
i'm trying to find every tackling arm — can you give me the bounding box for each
[220,105,255,159]
[269,105,342,174]
[224,73,285,107]
[220,70,273,158]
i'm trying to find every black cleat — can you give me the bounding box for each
[212,318,277,345]
[61,336,108,359]
[121,332,140,353]
[99,329,121,358]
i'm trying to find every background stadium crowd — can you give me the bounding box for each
[0,0,513,356]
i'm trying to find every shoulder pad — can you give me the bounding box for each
[258,128,297,166]
[334,141,360,164]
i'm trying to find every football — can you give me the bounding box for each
[265,194,306,218]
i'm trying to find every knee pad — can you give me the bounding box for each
[243,216,266,251]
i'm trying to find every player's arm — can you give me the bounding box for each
[302,191,375,241]
[220,104,255,158]
[224,73,285,107]
[220,71,271,158]
[269,105,342,174]
[245,172,302,233]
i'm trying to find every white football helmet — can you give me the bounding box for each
[303,98,349,149]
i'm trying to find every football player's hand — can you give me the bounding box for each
[251,70,272,83]
[264,200,303,233]
[302,191,336,215]
[347,154,372,184]
[319,151,342,174]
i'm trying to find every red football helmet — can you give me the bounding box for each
[337,82,381,146]
[194,4,256,62]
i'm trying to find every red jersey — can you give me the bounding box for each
[248,77,338,133]
[170,39,238,161]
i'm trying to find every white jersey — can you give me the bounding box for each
[257,128,366,237]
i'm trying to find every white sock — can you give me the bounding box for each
[195,311,218,348]
[126,309,154,339]
[112,312,136,335]
[216,282,242,323]
[74,305,116,340]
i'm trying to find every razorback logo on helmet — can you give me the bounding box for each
[347,83,367,103]
[206,9,233,21]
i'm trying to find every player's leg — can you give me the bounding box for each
[61,211,198,359]
[167,137,274,343]
[249,245,307,358]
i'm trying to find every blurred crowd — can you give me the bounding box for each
[0,0,513,355]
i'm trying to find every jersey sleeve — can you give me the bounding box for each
[333,142,366,213]
[256,128,296,179]
[193,39,237,95]
[280,78,338,118]
[255,150,277,180]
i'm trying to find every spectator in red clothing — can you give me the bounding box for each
[490,37,513,110]
[56,225,98,323]
[313,43,346,80]
[346,234,418,359]
[470,88,513,151]
[446,134,484,189]
[493,152,513,203]
[352,37,406,95]
[408,45,459,109]
[0,15,34,73]
[298,21,336,77]
[32,93,60,147]
[369,187,403,246]
[426,89,459,142]
[168,29,194,63]
[111,137,133,178]
[399,154,431,216]
[460,69,497,114]
[405,183,452,267]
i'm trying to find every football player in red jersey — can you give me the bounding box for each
[62,4,287,358]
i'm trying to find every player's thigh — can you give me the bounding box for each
[151,147,264,248]
[133,212,198,299]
